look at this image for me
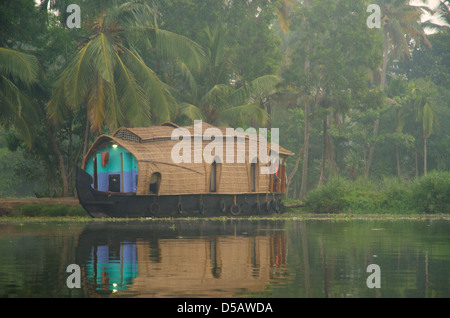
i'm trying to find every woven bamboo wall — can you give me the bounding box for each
[135,139,272,195]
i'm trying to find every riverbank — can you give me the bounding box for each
[0,197,304,217]
[1,197,448,221]
[0,197,83,217]
[1,213,448,224]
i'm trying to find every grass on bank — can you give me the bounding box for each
[7,203,87,217]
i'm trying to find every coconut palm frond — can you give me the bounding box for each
[87,72,107,132]
[110,0,156,28]
[221,103,269,126]
[0,47,40,148]
[174,59,198,94]
[0,82,39,148]
[46,79,70,125]
[114,52,150,127]
[201,84,233,106]
[122,47,176,123]
[152,28,207,73]
[230,75,282,106]
[91,33,116,83]
[0,47,39,86]
[62,40,95,107]
[179,103,205,121]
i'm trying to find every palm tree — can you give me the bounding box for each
[378,0,432,89]
[394,78,438,176]
[366,0,432,177]
[47,1,206,138]
[173,27,281,127]
[410,79,438,175]
[421,0,450,31]
[0,47,40,148]
[45,1,207,196]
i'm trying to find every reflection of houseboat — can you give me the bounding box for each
[76,221,288,297]
[76,122,293,218]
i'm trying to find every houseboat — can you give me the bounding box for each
[76,122,293,218]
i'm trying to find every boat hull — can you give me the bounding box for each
[76,167,285,218]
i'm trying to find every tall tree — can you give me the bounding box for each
[366,0,432,177]
[171,27,281,127]
[47,1,206,134]
[45,1,207,196]
[280,0,382,198]
[409,79,439,175]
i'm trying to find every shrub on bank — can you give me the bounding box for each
[410,171,450,213]
[303,172,450,214]
[303,178,349,213]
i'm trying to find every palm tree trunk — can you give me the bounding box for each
[415,147,419,178]
[286,97,309,193]
[299,101,310,200]
[82,117,90,160]
[423,137,427,175]
[45,119,69,197]
[367,116,380,179]
[380,30,389,90]
[367,30,389,178]
[286,136,307,195]
[318,118,327,186]
[326,123,338,177]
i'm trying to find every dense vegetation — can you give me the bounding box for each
[304,171,450,214]
[0,0,449,213]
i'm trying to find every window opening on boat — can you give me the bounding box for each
[93,155,98,190]
[251,158,257,192]
[210,161,217,192]
[149,172,161,194]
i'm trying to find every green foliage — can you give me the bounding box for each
[46,1,201,131]
[411,171,450,213]
[304,173,450,214]
[0,47,41,148]
[303,178,349,213]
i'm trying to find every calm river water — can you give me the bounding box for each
[0,217,449,298]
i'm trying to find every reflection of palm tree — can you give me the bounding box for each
[0,47,40,148]
[174,27,281,127]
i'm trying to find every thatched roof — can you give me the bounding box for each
[111,122,294,156]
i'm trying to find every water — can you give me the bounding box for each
[0,217,449,298]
